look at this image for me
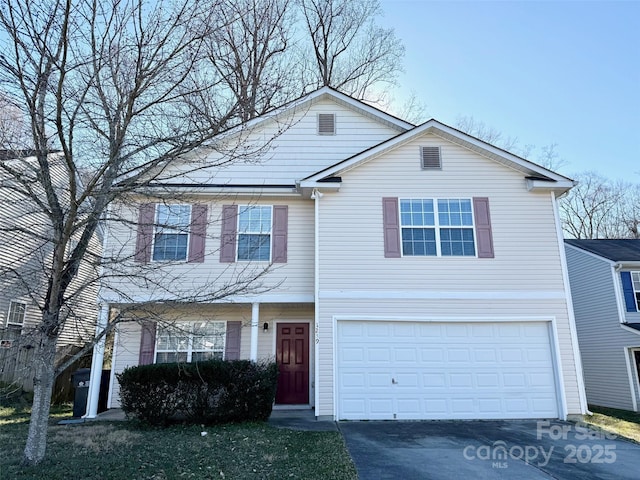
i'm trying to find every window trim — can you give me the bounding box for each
[236,205,273,262]
[632,271,640,311]
[399,198,477,257]
[154,321,227,364]
[6,300,27,327]
[151,204,192,262]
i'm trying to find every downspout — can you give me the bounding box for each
[85,205,111,419]
[552,192,590,416]
[311,188,322,416]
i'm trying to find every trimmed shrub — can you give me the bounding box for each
[117,359,278,425]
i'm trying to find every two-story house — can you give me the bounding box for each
[0,150,99,391]
[565,239,640,412]
[88,87,587,421]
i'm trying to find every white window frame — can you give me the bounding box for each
[399,198,476,257]
[154,321,226,364]
[632,272,640,310]
[152,204,191,262]
[6,300,27,327]
[236,205,273,262]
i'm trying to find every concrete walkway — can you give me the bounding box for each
[61,408,338,432]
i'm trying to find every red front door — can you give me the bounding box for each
[276,323,309,404]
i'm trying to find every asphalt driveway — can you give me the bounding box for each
[339,420,640,479]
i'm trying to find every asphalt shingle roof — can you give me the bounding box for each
[565,239,640,262]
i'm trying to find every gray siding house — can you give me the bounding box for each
[565,239,640,411]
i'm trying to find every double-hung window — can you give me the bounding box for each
[6,300,26,328]
[153,205,191,261]
[155,321,226,363]
[237,206,272,261]
[400,198,475,256]
[632,272,640,310]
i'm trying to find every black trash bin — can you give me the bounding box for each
[72,368,91,418]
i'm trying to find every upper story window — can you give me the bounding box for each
[400,198,475,256]
[153,205,191,261]
[237,206,272,261]
[632,272,640,310]
[155,321,226,363]
[6,300,26,328]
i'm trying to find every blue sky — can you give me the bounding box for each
[379,0,639,180]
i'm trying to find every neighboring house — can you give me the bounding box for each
[90,87,587,421]
[564,239,640,412]
[0,150,99,390]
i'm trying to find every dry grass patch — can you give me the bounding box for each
[51,423,143,453]
[582,406,640,443]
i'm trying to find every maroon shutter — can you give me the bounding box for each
[473,197,494,258]
[135,203,156,263]
[138,321,157,365]
[188,204,207,263]
[272,205,288,263]
[382,197,401,258]
[220,205,238,263]
[224,321,241,360]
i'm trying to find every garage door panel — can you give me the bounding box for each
[337,321,560,420]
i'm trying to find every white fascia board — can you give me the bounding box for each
[103,293,315,305]
[616,262,640,269]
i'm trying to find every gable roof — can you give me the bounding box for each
[300,119,574,195]
[205,86,414,145]
[565,239,640,262]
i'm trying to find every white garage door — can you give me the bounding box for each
[337,321,559,420]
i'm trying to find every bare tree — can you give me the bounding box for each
[560,171,640,239]
[0,0,278,465]
[203,0,296,122]
[298,0,404,100]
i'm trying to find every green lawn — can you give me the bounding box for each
[582,405,640,444]
[0,405,357,480]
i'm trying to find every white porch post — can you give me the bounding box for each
[250,302,259,361]
[84,303,109,418]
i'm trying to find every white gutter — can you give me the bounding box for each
[311,188,322,415]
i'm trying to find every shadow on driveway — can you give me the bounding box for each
[339,420,640,480]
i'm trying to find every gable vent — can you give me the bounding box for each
[318,113,336,135]
[421,146,442,169]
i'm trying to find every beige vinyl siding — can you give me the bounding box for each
[314,133,582,417]
[102,196,314,303]
[155,99,403,186]
[109,303,313,408]
[565,245,640,411]
[0,154,98,353]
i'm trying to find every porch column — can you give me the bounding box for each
[250,302,259,362]
[85,303,109,419]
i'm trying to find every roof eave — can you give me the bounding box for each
[526,178,575,196]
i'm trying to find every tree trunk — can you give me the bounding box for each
[21,333,57,466]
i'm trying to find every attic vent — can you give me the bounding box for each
[421,146,442,169]
[318,113,336,135]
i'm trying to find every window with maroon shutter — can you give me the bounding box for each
[222,204,288,263]
[386,197,494,258]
